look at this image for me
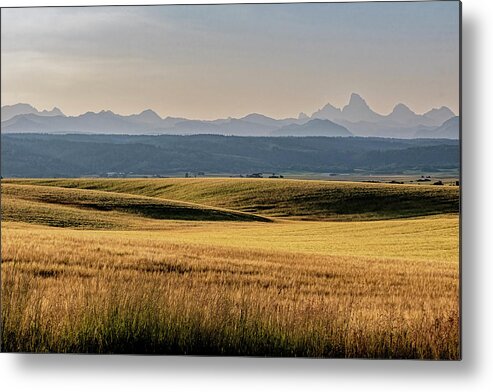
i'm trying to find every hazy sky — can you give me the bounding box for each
[1,2,460,119]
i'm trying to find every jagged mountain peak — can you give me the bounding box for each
[341,93,381,122]
[239,113,279,127]
[134,109,162,121]
[39,107,65,117]
[424,106,455,118]
[347,92,368,107]
[392,103,413,114]
[310,101,342,121]
[140,109,158,115]
[241,113,274,121]
[3,102,34,108]
[423,106,455,125]
[321,102,340,110]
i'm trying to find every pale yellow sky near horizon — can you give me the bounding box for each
[1,2,460,119]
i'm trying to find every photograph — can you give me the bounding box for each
[1,1,460,359]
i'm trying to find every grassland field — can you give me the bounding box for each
[1,178,460,358]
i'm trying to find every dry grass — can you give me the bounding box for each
[0,179,460,357]
[1,220,459,357]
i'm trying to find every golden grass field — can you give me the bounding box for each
[1,178,460,358]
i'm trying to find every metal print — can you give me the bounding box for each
[0,1,460,358]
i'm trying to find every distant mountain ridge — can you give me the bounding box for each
[272,119,352,137]
[1,95,458,139]
[1,103,65,121]
[414,116,460,139]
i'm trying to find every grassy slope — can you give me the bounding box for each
[5,178,460,221]
[2,183,271,228]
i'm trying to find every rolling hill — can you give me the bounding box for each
[2,183,271,228]
[5,178,460,221]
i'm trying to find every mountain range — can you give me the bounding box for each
[1,94,459,139]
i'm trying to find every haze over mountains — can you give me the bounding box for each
[1,93,459,139]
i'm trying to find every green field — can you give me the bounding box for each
[1,178,460,357]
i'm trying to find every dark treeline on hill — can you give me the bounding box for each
[1,133,459,178]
